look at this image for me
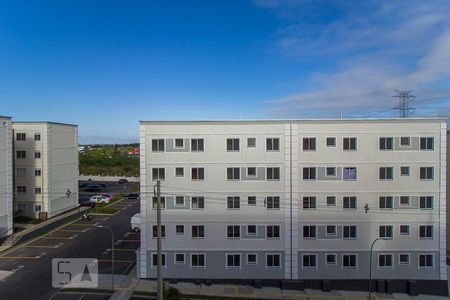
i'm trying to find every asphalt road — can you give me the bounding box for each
[0,182,140,300]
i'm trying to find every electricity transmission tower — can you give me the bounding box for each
[393,90,415,118]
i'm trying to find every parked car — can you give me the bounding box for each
[89,195,110,204]
[79,182,90,188]
[100,193,113,200]
[130,213,141,232]
[84,184,101,192]
[118,178,128,184]
[125,192,140,200]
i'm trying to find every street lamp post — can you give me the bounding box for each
[97,225,115,290]
[369,237,389,300]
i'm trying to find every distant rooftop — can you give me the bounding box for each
[12,121,77,127]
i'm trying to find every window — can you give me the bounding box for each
[303,225,316,238]
[227,196,240,209]
[151,139,164,152]
[247,137,256,148]
[226,138,240,151]
[191,196,205,209]
[400,166,410,176]
[420,167,434,180]
[16,133,26,141]
[343,254,357,269]
[266,138,280,151]
[419,196,433,209]
[326,137,336,147]
[303,138,316,151]
[400,136,410,146]
[247,167,256,177]
[16,203,27,212]
[302,254,317,269]
[226,254,241,268]
[247,225,257,235]
[400,225,410,235]
[34,205,41,212]
[192,225,205,238]
[400,196,410,206]
[152,225,166,238]
[266,196,280,209]
[174,196,184,206]
[35,169,41,176]
[152,168,165,181]
[175,225,184,235]
[175,138,184,148]
[343,137,357,151]
[247,196,256,206]
[343,167,357,180]
[326,196,336,206]
[379,225,393,239]
[303,167,316,180]
[378,254,393,268]
[191,168,204,180]
[191,139,204,151]
[326,254,337,265]
[35,187,41,194]
[326,225,336,236]
[267,225,280,238]
[175,253,185,264]
[267,167,280,180]
[379,196,393,209]
[420,137,434,150]
[175,167,184,177]
[343,226,357,239]
[191,254,206,268]
[152,197,166,209]
[399,254,410,265]
[419,254,433,268]
[34,151,41,159]
[419,225,433,239]
[303,196,316,209]
[34,133,41,141]
[227,225,240,238]
[379,137,393,150]
[227,167,240,180]
[16,168,26,177]
[247,254,257,265]
[379,167,393,180]
[152,253,166,267]
[17,186,26,193]
[266,254,281,267]
[326,167,336,177]
[16,151,26,159]
[343,197,357,209]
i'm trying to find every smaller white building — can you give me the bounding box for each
[13,122,78,219]
[0,116,13,237]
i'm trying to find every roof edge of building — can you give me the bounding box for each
[140,117,448,125]
[12,121,77,127]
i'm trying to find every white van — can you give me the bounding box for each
[130,213,141,232]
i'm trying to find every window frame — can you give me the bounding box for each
[175,167,184,177]
[191,196,205,209]
[247,137,256,148]
[302,167,316,180]
[225,253,241,269]
[302,254,317,269]
[343,196,357,210]
[399,253,410,265]
[226,225,240,239]
[326,137,336,147]
[190,253,206,269]
[379,137,394,150]
[418,254,434,269]
[399,225,410,235]
[191,225,205,239]
[342,225,357,239]
[174,253,185,265]
[191,167,205,180]
[266,196,280,209]
[379,167,394,181]
[379,225,393,239]
[420,137,434,150]
[420,167,434,180]
[227,196,240,210]
[191,139,204,152]
[247,253,258,265]
[342,167,357,181]
[343,137,357,151]
[226,138,240,152]
[266,225,280,239]
[379,196,393,209]
[302,137,317,151]
[227,167,240,181]
[265,253,281,268]
[152,168,165,181]
[266,138,280,151]
[342,254,358,269]
[151,139,165,152]
[326,254,337,265]
[378,253,394,269]
[266,167,280,180]
[400,166,410,176]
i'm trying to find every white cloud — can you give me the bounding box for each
[257,0,450,118]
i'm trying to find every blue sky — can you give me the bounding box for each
[1,0,449,143]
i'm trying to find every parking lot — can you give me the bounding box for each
[0,181,140,300]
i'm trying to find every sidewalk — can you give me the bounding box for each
[132,280,450,300]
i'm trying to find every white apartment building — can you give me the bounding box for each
[139,119,447,289]
[13,122,78,219]
[0,116,13,237]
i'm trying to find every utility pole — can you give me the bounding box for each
[156,180,163,300]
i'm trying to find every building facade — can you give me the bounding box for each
[13,122,78,219]
[139,119,447,283]
[0,116,13,237]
